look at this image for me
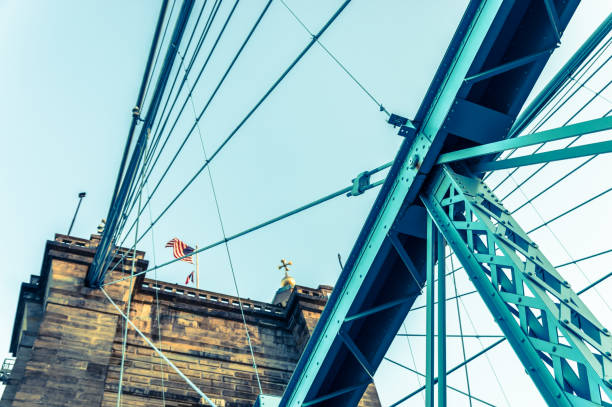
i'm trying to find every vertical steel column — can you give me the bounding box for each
[426,215,435,407]
[437,232,447,406]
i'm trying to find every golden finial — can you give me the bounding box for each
[278,259,295,288]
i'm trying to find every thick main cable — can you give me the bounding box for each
[118,0,228,235]
[112,0,277,270]
[119,0,354,251]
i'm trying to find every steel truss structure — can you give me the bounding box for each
[79,0,612,406]
[280,1,612,406]
[423,165,612,406]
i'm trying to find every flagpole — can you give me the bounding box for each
[195,244,199,289]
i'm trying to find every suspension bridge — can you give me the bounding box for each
[3,0,612,406]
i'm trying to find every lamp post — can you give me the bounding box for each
[67,192,86,236]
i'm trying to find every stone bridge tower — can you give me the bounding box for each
[0,234,381,406]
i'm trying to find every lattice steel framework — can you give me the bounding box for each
[422,165,612,406]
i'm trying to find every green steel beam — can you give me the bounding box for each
[279,2,506,405]
[542,0,562,42]
[301,383,369,407]
[437,115,612,165]
[464,48,554,84]
[437,230,447,407]
[473,139,612,172]
[421,165,612,406]
[426,216,435,407]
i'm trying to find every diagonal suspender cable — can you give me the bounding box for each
[509,176,612,315]
[278,0,390,117]
[496,83,611,202]
[110,0,275,278]
[184,51,265,396]
[116,179,143,406]
[449,254,473,407]
[146,183,166,406]
[500,106,611,214]
[102,164,388,287]
[110,0,356,273]
[400,322,425,404]
[452,253,511,407]
[101,286,216,406]
[121,0,354,251]
[488,41,611,191]
[383,358,496,407]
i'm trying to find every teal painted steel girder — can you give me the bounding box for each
[280,0,587,405]
[426,216,435,407]
[473,138,612,172]
[421,165,612,407]
[437,115,612,165]
[280,1,510,405]
[437,230,447,407]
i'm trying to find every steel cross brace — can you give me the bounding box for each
[421,165,612,407]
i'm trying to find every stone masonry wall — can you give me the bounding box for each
[1,235,381,407]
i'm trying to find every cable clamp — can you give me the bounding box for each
[348,171,371,197]
[132,106,140,118]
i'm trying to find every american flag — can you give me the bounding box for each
[185,271,195,285]
[165,238,194,263]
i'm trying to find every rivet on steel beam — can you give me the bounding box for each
[408,154,420,169]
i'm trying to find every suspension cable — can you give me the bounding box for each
[449,255,473,407]
[116,178,143,406]
[103,162,388,287]
[388,338,506,407]
[497,89,611,202]
[109,0,284,273]
[510,176,612,315]
[185,42,265,394]
[457,287,511,407]
[146,183,166,406]
[556,248,612,268]
[526,185,612,234]
[383,358,496,407]
[278,0,390,116]
[488,44,612,191]
[117,0,354,251]
[118,0,228,235]
[101,287,216,406]
[141,0,178,110]
[120,0,214,219]
[400,322,425,404]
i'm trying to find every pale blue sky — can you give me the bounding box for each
[1,1,611,405]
